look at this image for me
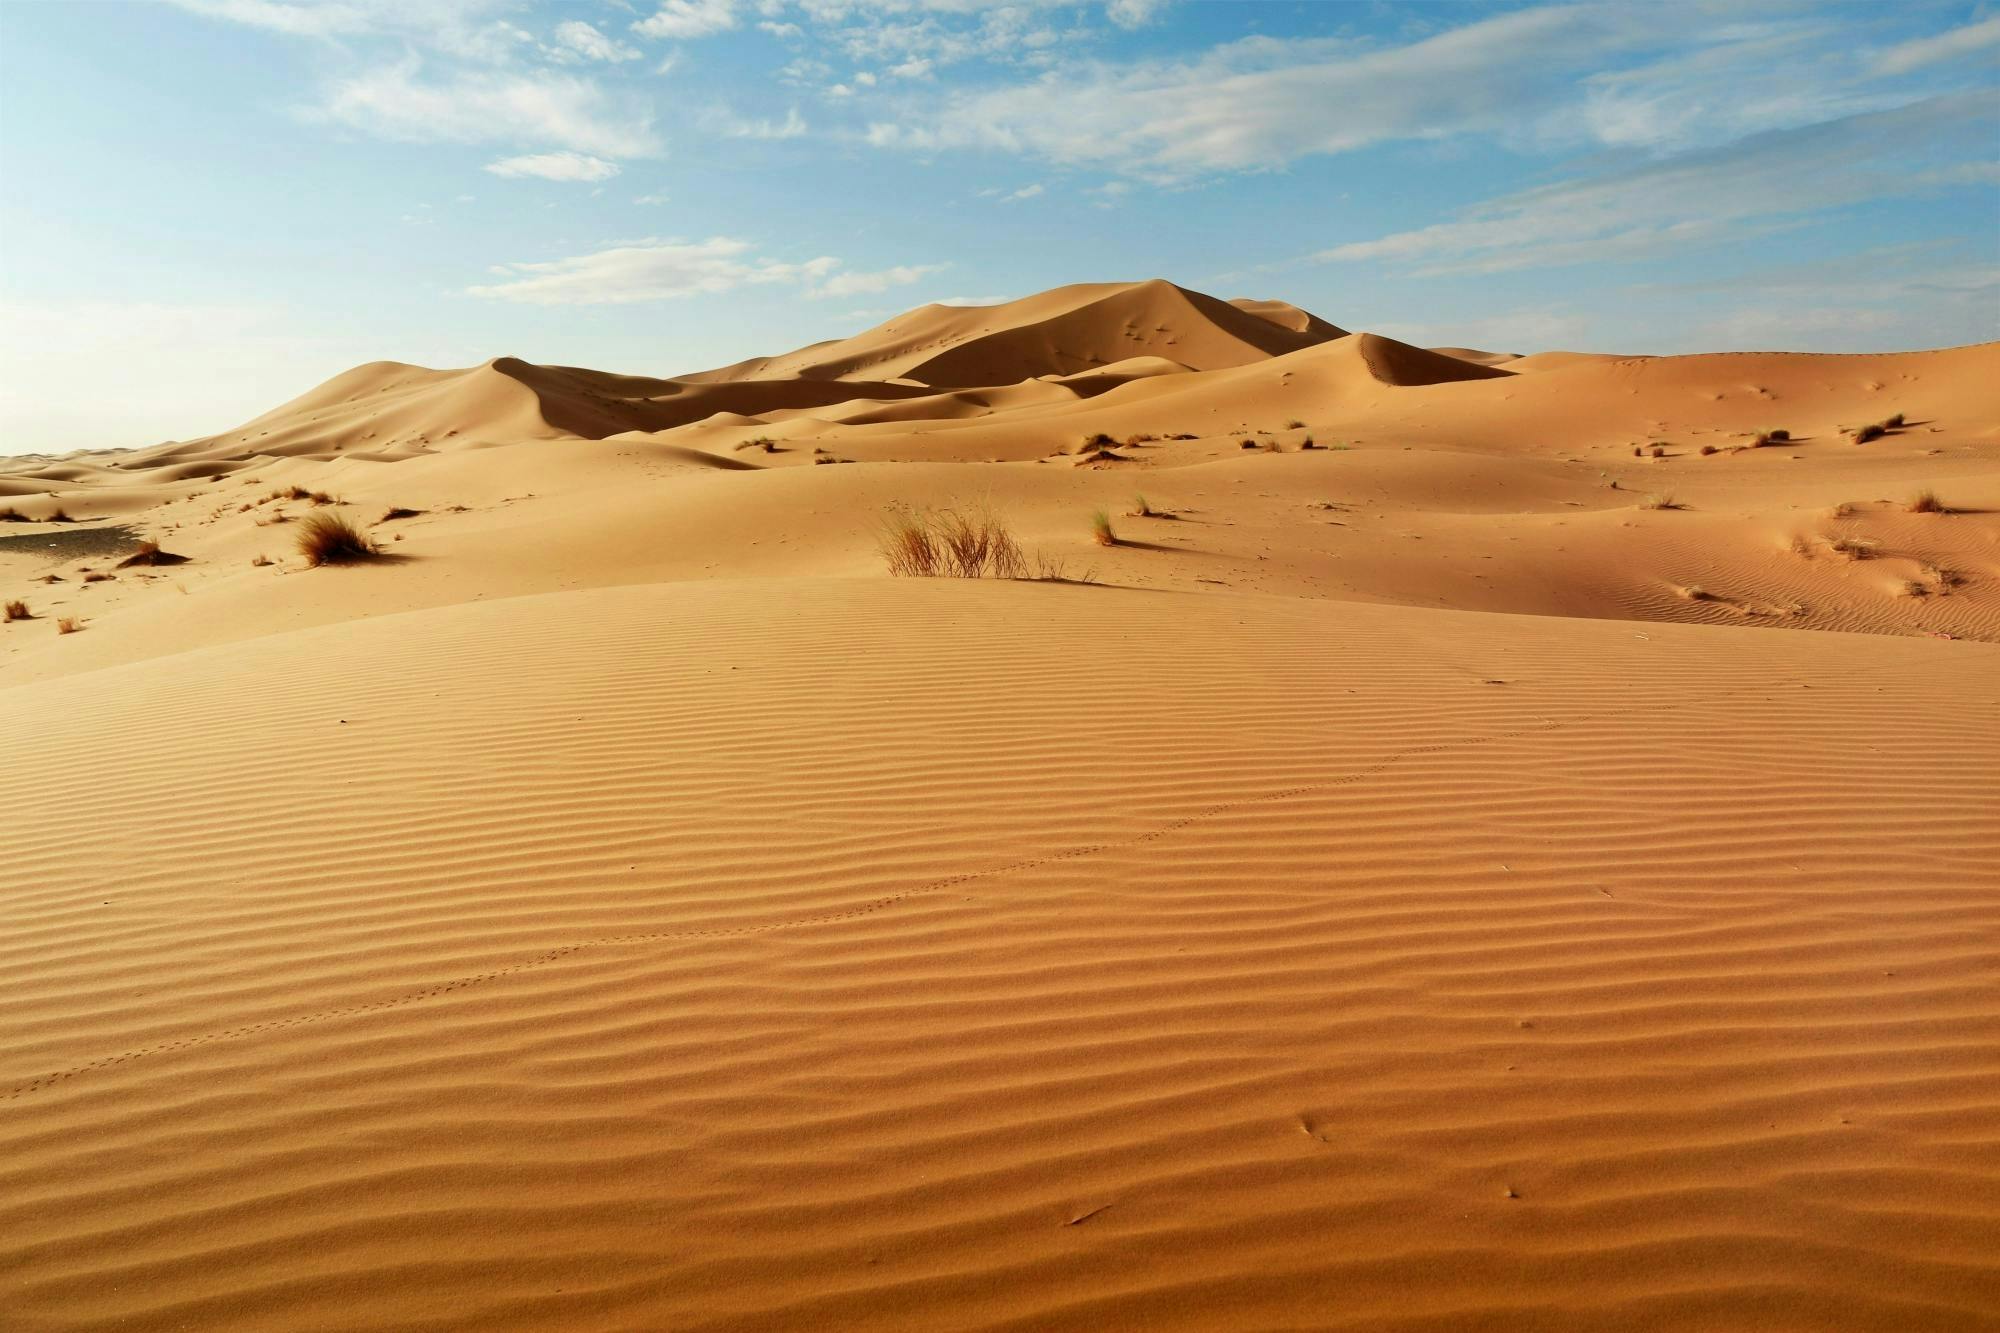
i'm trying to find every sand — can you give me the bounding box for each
[3,281,1997,1329]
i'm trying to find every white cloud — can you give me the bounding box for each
[468,238,940,305]
[484,151,622,181]
[635,191,671,204]
[164,0,533,60]
[850,7,1987,180]
[858,9,1677,176]
[1105,0,1170,29]
[548,19,641,64]
[634,0,738,40]
[810,263,947,297]
[1315,92,2000,275]
[317,60,659,157]
[1002,182,1044,201]
[713,106,809,138]
[759,19,803,38]
[1874,14,2000,77]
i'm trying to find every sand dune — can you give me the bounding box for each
[2,583,1995,1330]
[686,279,1342,387]
[3,279,1998,1330]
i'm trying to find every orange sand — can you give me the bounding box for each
[3,282,1997,1329]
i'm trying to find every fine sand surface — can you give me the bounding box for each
[3,282,1998,1329]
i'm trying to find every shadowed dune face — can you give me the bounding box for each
[3,280,1999,1331]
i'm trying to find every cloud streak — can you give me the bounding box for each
[1315,92,2000,275]
[468,238,944,304]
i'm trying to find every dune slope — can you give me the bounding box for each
[2,580,1996,1331]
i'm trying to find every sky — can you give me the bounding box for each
[0,0,1996,454]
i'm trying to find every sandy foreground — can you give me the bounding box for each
[2,283,1997,1329]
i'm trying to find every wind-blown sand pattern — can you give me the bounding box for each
[3,282,1998,1329]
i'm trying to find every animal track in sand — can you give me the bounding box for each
[4,678,1792,1104]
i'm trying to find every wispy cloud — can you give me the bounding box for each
[1874,13,2000,77]
[317,59,659,157]
[468,238,942,304]
[811,263,948,297]
[1316,92,2000,275]
[633,0,738,41]
[484,150,622,181]
[547,20,641,64]
[711,106,809,139]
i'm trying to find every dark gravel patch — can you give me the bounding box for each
[0,523,146,563]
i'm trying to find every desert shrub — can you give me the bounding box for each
[1767,428,1790,441]
[1124,433,1158,445]
[878,507,940,577]
[1285,419,1305,430]
[1907,489,1944,513]
[56,616,81,634]
[1853,423,1885,443]
[1640,493,1679,511]
[1300,437,1320,450]
[1700,444,1719,456]
[296,510,380,566]
[251,554,272,567]
[1649,444,1665,458]
[1240,439,1259,450]
[878,506,1026,578]
[1091,509,1117,546]
[1885,412,1905,428]
[3,599,27,621]
[0,507,23,522]
[46,507,71,522]
[942,508,1026,578]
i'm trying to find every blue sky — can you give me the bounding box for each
[1,0,1996,452]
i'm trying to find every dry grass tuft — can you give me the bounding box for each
[1640,493,1680,511]
[1700,444,1719,456]
[1649,444,1666,458]
[1884,412,1905,428]
[1767,428,1790,441]
[4,599,28,621]
[81,570,112,583]
[1285,419,1306,430]
[1824,535,1876,560]
[877,506,1025,578]
[1852,422,1885,443]
[1131,494,1154,517]
[296,510,380,566]
[877,508,942,578]
[1678,584,1712,602]
[56,616,81,635]
[1239,439,1259,450]
[0,506,24,522]
[379,506,423,521]
[46,507,72,523]
[1091,509,1117,546]
[1906,489,1944,514]
[1300,437,1320,450]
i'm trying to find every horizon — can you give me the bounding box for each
[2,0,1997,455]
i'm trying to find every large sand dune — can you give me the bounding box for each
[3,280,1997,1329]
